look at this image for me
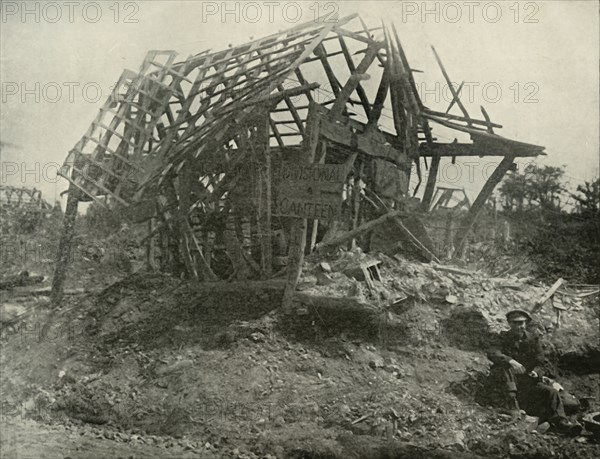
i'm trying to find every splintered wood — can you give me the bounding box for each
[53,14,546,301]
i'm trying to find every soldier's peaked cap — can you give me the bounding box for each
[506,309,532,322]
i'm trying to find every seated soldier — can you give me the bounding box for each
[487,309,582,435]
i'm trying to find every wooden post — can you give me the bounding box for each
[204,231,213,269]
[503,220,511,246]
[309,215,320,253]
[159,218,169,271]
[444,213,455,259]
[455,156,515,252]
[257,115,272,277]
[146,217,156,270]
[224,219,250,281]
[164,180,198,280]
[351,162,363,249]
[282,103,321,311]
[491,196,497,240]
[309,142,327,252]
[51,187,80,305]
[282,219,308,309]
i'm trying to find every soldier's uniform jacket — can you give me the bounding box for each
[487,330,547,377]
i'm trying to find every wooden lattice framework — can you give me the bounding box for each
[52,14,545,303]
[0,186,50,210]
[430,186,471,212]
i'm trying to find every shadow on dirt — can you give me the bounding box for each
[88,273,284,352]
[285,434,486,459]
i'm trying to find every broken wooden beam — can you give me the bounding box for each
[189,279,286,293]
[431,264,476,276]
[421,153,441,211]
[315,210,404,253]
[431,46,472,124]
[454,155,515,252]
[0,272,45,290]
[389,216,441,264]
[50,187,80,305]
[424,108,503,130]
[418,142,541,158]
[7,287,99,298]
[531,278,565,313]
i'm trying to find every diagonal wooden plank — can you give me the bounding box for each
[330,41,381,118]
[314,43,342,96]
[480,106,495,134]
[337,36,373,118]
[445,81,464,114]
[424,108,502,129]
[431,46,471,124]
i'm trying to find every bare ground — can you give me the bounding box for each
[1,271,599,459]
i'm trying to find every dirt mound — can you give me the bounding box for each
[1,260,599,458]
[89,273,284,351]
[440,306,492,350]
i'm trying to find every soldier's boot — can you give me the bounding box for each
[499,392,521,420]
[553,418,583,436]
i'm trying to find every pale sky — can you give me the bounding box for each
[1,0,598,207]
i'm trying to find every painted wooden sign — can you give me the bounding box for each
[272,162,346,220]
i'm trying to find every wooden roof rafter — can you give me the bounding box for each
[158,20,344,173]
[60,12,545,213]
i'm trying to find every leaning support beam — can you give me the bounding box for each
[50,187,80,305]
[185,220,218,281]
[431,46,472,124]
[316,210,404,253]
[365,65,390,130]
[455,155,515,252]
[421,153,441,211]
[389,216,441,264]
[424,108,502,130]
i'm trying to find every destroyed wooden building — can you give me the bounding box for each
[0,186,50,210]
[51,14,545,302]
[430,186,471,212]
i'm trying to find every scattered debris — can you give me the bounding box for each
[2,9,597,459]
[0,271,45,290]
[532,278,565,311]
[0,302,27,324]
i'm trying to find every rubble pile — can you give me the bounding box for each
[296,249,599,357]
[1,258,598,458]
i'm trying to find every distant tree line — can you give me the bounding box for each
[497,164,599,283]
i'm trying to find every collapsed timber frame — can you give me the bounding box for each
[51,14,544,303]
[0,186,50,210]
